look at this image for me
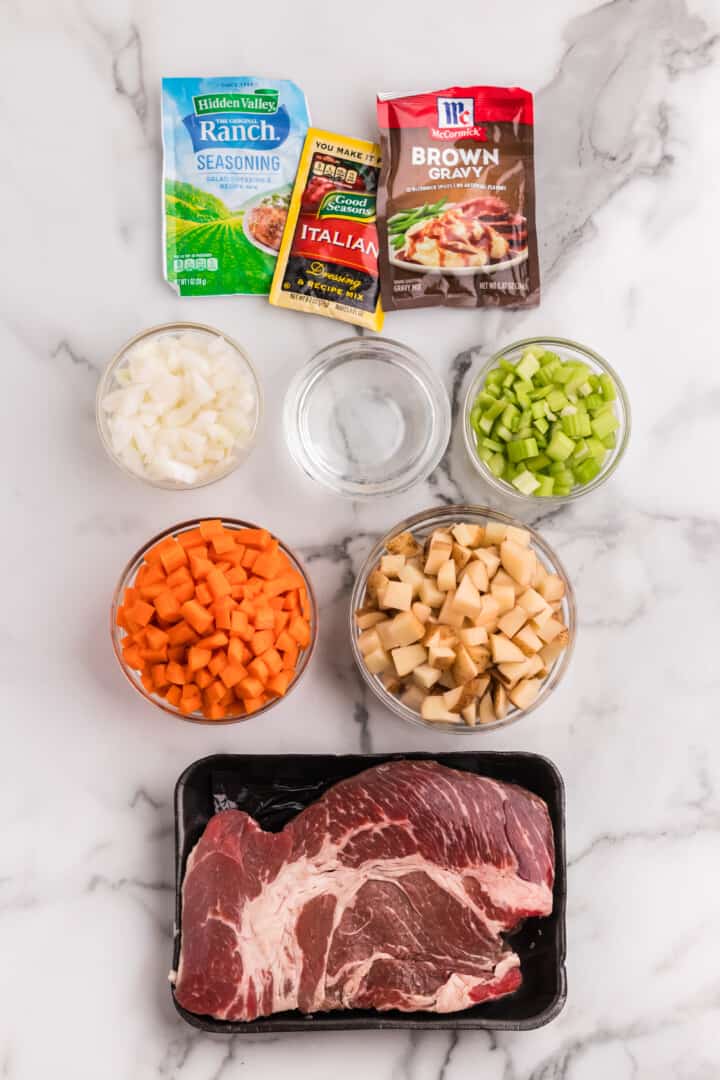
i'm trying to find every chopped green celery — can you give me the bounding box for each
[499,358,515,373]
[523,345,547,363]
[590,400,614,418]
[484,399,506,421]
[599,374,616,401]
[584,393,604,412]
[527,453,551,471]
[531,401,547,420]
[482,437,504,452]
[588,374,601,391]
[602,433,616,449]
[476,415,495,436]
[546,388,568,412]
[570,439,590,463]
[585,436,607,461]
[546,429,575,462]
[488,452,506,478]
[551,467,574,487]
[494,423,513,442]
[478,445,494,464]
[554,484,572,496]
[533,416,549,436]
[512,469,541,495]
[535,474,555,497]
[535,432,548,450]
[503,389,518,406]
[485,383,501,398]
[548,461,566,476]
[534,367,555,387]
[515,385,531,409]
[476,391,499,409]
[518,411,532,431]
[516,351,540,381]
[529,385,552,400]
[577,380,593,397]
[501,403,520,426]
[504,461,518,482]
[573,458,602,485]
[485,368,504,387]
[566,373,590,397]
[591,411,619,440]
[502,372,515,389]
[515,428,534,440]
[553,365,574,384]
[507,437,539,463]
[540,350,561,366]
[561,411,592,439]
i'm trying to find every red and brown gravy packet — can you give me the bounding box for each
[376,86,539,311]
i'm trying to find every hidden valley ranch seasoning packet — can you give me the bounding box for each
[161,77,310,296]
[269,129,383,330]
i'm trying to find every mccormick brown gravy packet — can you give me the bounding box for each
[376,86,539,310]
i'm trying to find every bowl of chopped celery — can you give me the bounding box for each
[463,337,630,501]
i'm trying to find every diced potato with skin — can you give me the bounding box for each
[423,623,456,648]
[490,583,515,615]
[379,580,413,612]
[452,574,483,619]
[451,543,472,570]
[463,560,489,593]
[466,674,490,700]
[459,626,488,647]
[483,522,507,546]
[452,522,483,548]
[513,624,543,656]
[377,611,425,650]
[424,543,453,576]
[452,644,479,685]
[500,539,536,588]
[381,554,405,578]
[462,701,477,726]
[428,644,456,670]
[443,686,464,712]
[398,562,425,596]
[472,547,500,579]
[437,668,457,689]
[492,568,522,594]
[466,645,490,671]
[474,594,500,628]
[364,646,393,674]
[505,525,531,547]
[421,695,461,723]
[391,643,428,677]
[381,670,402,694]
[517,587,548,618]
[358,628,382,656]
[508,677,542,710]
[490,633,526,664]
[412,601,432,624]
[419,577,445,609]
[355,609,388,630]
[478,692,496,724]
[428,529,454,548]
[538,574,566,603]
[367,570,389,601]
[400,685,427,711]
[532,559,548,590]
[496,655,543,687]
[413,663,441,691]
[387,531,422,557]
[540,639,566,668]
[437,559,457,592]
[497,606,529,639]
[438,590,465,628]
[492,682,509,719]
[536,617,566,644]
[530,604,554,629]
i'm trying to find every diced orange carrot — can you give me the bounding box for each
[250,629,274,656]
[253,551,283,580]
[248,657,270,683]
[189,554,213,580]
[179,685,202,715]
[140,645,168,664]
[165,685,182,707]
[167,566,192,589]
[207,568,232,600]
[268,596,285,611]
[288,616,311,648]
[231,610,253,640]
[211,531,236,556]
[235,527,271,549]
[152,663,168,688]
[181,599,214,635]
[123,586,140,608]
[196,631,229,650]
[167,621,198,647]
[204,680,226,705]
[172,581,196,604]
[194,582,212,606]
[178,528,204,549]
[230,584,245,600]
[187,646,212,672]
[166,661,185,685]
[275,630,295,653]
[203,702,227,720]
[253,606,275,631]
[218,687,236,708]
[160,541,188,576]
[222,546,245,567]
[199,519,224,540]
[263,570,306,597]
[154,589,182,623]
[139,582,168,601]
[145,536,176,566]
[299,588,311,619]
[242,694,265,714]
[129,600,156,627]
[227,566,247,585]
[241,548,259,570]
[140,671,155,693]
[239,675,264,699]
[167,645,186,663]
[260,648,283,676]
[267,670,293,697]
[282,644,299,670]
[273,610,290,634]
[220,663,246,689]
[208,650,227,677]
[194,668,213,690]
[142,562,167,587]
[245,578,264,599]
[144,625,168,650]
[123,644,143,669]
[213,596,234,630]
[227,637,248,667]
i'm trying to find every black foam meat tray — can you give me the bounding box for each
[172,751,567,1033]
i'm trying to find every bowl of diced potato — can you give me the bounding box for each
[350,506,575,732]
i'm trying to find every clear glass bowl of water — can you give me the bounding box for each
[283,337,451,498]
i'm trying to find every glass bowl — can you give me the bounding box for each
[96,322,262,490]
[463,337,630,503]
[284,337,451,498]
[349,505,575,733]
[111,518,317,724]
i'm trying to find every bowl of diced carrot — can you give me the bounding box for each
[112,518,316,722]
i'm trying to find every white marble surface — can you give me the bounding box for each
[2,0,720,1077]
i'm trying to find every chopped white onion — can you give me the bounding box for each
[101,330,258,485]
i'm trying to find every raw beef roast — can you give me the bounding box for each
[173,760,554,1019]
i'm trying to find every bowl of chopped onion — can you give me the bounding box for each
[96,322,262,489]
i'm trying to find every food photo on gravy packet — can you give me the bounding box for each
[269,129,383,330]
[376,85,539,311]
[161,76,310,296]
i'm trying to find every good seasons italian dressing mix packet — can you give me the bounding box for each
[376,86,539,310]
[269,129,383,330]
[161,77,310,296]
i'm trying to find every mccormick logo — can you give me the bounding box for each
[192,89,279,115]
[432,96,487,141]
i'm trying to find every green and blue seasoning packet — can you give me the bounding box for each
[161,77,310,296]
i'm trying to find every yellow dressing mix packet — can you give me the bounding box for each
[269,129,383,330]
